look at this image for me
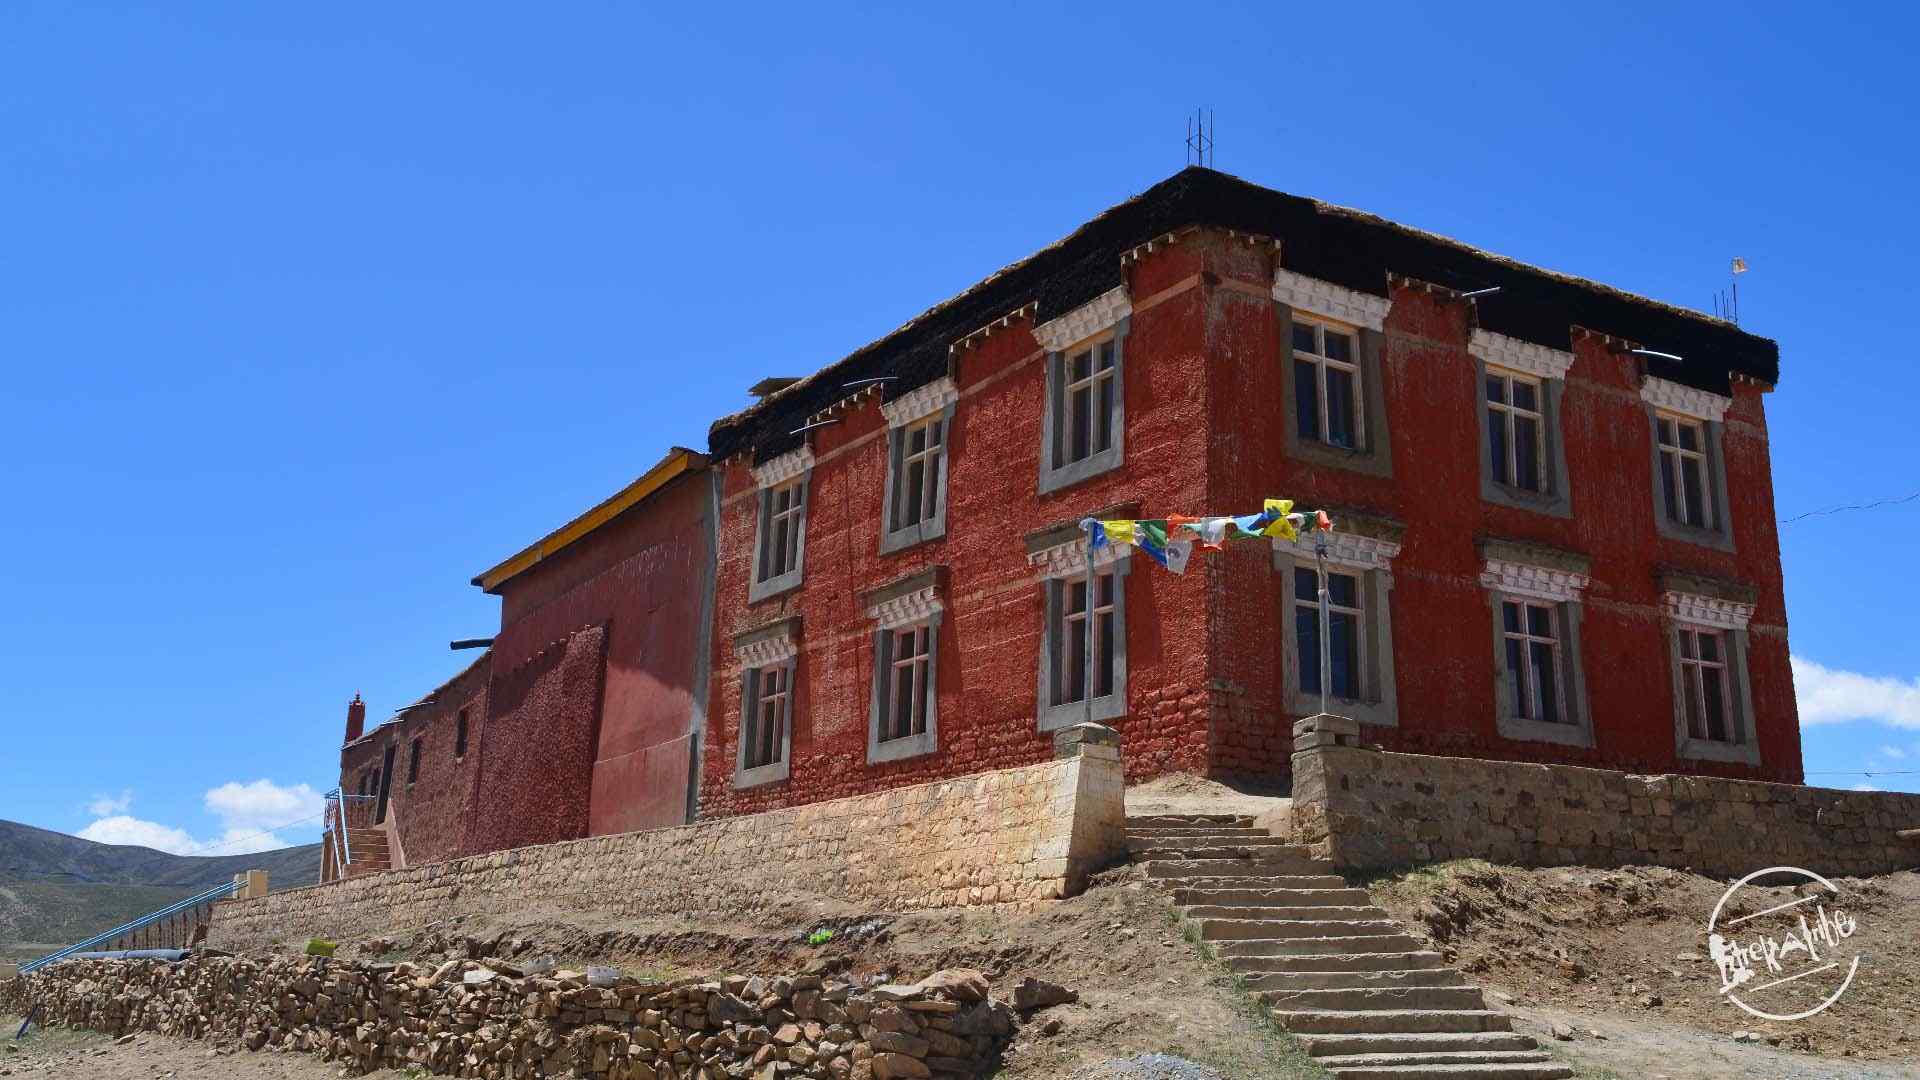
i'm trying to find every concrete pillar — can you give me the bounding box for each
[1053,723,1127,894]
[233,870,268,900]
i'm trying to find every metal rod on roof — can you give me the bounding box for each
[450,638,494,650]
[1630,348,1685,361]
[1460,286,1502,298]
[788,418,844,436]
[843,377,897,388]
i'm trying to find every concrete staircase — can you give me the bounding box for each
[1132,813,1571,1080]
[343,827,393,877]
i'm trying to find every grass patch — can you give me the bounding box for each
[1159,904,1329,1079]
[2,1013,110,1055]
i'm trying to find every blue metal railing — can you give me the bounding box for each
[19,878,240,976]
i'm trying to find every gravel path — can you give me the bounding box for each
[1070,1052,1231,1080]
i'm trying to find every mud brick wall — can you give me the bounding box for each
[1291,744,1920,878]
[5,955,1016,1080]
[211,742,1124,953]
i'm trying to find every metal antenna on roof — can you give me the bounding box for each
[1186,108,1214,168]
[1713,258,1749,324]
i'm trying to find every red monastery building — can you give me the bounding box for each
[327,167,1794,873]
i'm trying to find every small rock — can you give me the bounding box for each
[1039,1017,1063,1036]
[1011,976,1077,1012]
[1640,993,1662,1007]
[1550,1022,1575,1041]
[1732,1030,1758,1044]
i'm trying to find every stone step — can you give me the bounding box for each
[1240,968,1467,992]
[1196,918,1404,942]
[1299,1032,1545,1058]
[1255,986,1488,1012]
[1316,1050,1559,1069]
[1323,1063,1571,1080]
[1144,858,1337,879]
[1125,814,1254,828]
[1227,952,1448,974]
[1271,1009,1515,1035]
[1183,904,1389,921]
[1215,934,1428,958]
[1156,875,1350,891]
[1171,886,1373,907]
[1126,824,1267,835]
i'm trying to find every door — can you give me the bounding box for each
[375,744,396,825]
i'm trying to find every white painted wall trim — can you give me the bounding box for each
[1663,591,1755,631]
[1480,558,1591,604]
[1470,328,1576,381]
[751,446,815,489]
[868,585,944,630]
[1028,538,1129,581]
[1271,268,1391,331]
[1273,531,1403,574]
[737,631,799,668]
[1032,286,1132,353]
[879,375,959,428]
[1640,376,1731,422]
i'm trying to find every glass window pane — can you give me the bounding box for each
[1681,457,1707,526]
[1069,385,1092,462]
[1327,572,1358,608]
[1514,415,1541,492]
[1096,369,1114,453]
[1066,609,1087,705]
[1297,607,1321,695]
[914,653,930,736]
[1502,601,1520,633]
[1526,604,1552,638]
[1658,418,1677,447]
[903,459,925,527]
[1485,374,1506,405]
[1512,380,1538,412]
[1294,567,1318,603]
[1325,367,1358,449]
[1683,665,1705,739]
[1097,341,1116,372]
[1703,667,1728,742]
[1292,324,1316,354]
[1505,638,1525,715]
[1679,422,1701,452]
[1097,572,1116,607]
[1531,641,1559,721]
[1069,348,1091,382]
[1330,611,1360,699]
[1294,359,1320,441]
[1699,632,1721,663]
[908,426,927,456]
[1659,450,1681,521]
[1323,331,1353,362]
[1679,629,1697,660]
[1488,408,1509,485]
[1097,608,1116,697]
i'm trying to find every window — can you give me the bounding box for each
[1501,599,1566,725]
[737,661,793,785]
[454,709,469,758]
[1677,627,1733,743]
[406,739,422,784]
[748,465,810,602]
[1038,323,1127,494]
[1656,415,1712,529]
[1486,370,1545,492]
[1294,567,1363,701]
[1292,319,1362,450]
[882,624,931,743]
[865,569,944,762]
[879,381,956,555]
[1036,554,1130,730]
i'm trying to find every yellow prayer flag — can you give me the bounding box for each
[1260,499,1298,541]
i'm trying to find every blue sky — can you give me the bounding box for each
[3,2,1917,855]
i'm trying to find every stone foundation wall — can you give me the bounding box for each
[4,955,1017,1079]
[1290,742,1920,878]
[211,734,1125,953]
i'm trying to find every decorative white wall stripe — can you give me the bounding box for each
[1470,328,1576,381]
[1271,268,1391,331]
[1275,531,1403,574]
[879,376,959,428]
[737,631,798,669]
[1480,559,1591,605]
[1027,537,1129,581]
[751,446,814,489]
[867,585,943,631]
[1640,376,1731,423]
[1663,591,1755,632]
[1032,286,1131,353]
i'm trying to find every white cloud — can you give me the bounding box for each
[1882,745,1909,760]
[1792,656,1920,729]
[1852,782,1882,792]
[85,790,133,817]
[74,779,326,857]
[77,815,199,855]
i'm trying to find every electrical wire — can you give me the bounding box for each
[164,810,329,860]
[1802,769,1920,777]
[1779,490,1920,526]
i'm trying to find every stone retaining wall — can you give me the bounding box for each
[4,954,1017,1079]
[211,731,1125,952]
[1290,738,1920,878]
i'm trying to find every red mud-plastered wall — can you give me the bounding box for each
[463,623,608,855]
[487,470,715,837]
[338,654,489,867]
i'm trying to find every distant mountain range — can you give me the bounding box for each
[0,819,321,961]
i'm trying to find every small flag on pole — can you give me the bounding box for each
[1731,257,1749,275]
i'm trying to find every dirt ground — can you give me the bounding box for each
[1368,860,1920,1073]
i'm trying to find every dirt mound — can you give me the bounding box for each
[1369,860,1920,1063]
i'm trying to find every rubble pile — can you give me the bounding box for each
[2,955,1026,1079]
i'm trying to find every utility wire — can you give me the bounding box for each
[166,809,329,860]
[1779,490,1920,526]
[1802,769,1920,777]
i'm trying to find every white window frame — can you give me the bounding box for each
[1273,528,1401,727]
[1035,288,1130,495]
[1655,413,1713,530]
[1676,627,1733,743]
[1481,553,1592,748]
[1294,565,1367,702]
[865,572,944,763]
[748,447,812,603]
[1485,367,1548,493]
[1640,376,1734,549]
[733,621,798,788]
[1500,598,1567,725]
[1665,589,1760,766]
[879,377,958,555]
[1290,316,1365,451]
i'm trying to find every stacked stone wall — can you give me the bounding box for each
[4,955,1016,1079]
[1290,743,1920,878]
[212,741,1124,954]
